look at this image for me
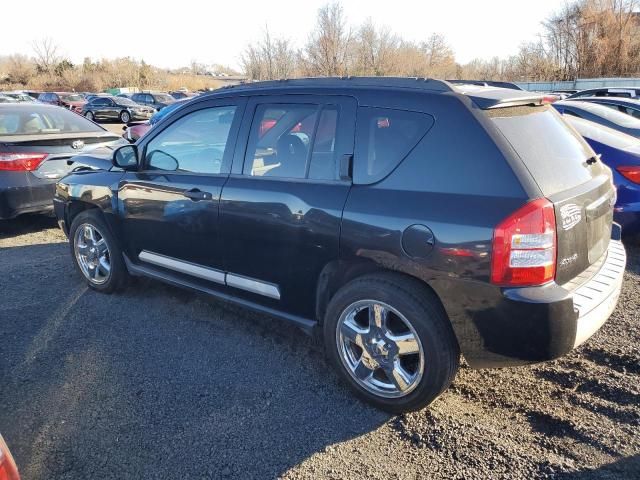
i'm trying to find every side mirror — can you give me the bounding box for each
[113,144,139,170]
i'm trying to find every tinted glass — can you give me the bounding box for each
[244,104,339,180]
[145,106,237,174]
[354,107,434,183]
[490,105,596,196]
[0,106,105,135]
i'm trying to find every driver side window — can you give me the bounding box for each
[144,106,237,174]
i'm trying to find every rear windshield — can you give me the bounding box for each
[571,101,640,128]
[565,115,640,153]
[490,105,596,196]
[59,94,84,102]
[153,94,174,103]
[0,106,104,135]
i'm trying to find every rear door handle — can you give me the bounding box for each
[183,188,213,201]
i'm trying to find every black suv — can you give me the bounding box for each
[54,78,626,412]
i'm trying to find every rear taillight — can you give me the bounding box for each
[0,153,48,171]
[0,435,20,480]
[491,198,557,287]
[617,166,640,184]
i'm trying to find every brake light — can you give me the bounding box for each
[617,166,640,184]
[0,153,48,171]
[491,198,557,287]
[0,435,20,480]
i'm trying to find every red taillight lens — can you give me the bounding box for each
[491,198,557,287]
[0,435,20,480]
[0,153,48,171]
[617,166,640,184]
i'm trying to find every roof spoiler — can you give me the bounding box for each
[454,85,556,109]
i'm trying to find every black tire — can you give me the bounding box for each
[323,273,459,413]
[85,111,94,121]
[68,210,128,293]
[119,110,131,123]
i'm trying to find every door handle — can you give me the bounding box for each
[183,188,213,201]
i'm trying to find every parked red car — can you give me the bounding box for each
[0,435,20,480]
[37,92,86,113]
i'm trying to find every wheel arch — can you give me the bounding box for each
[315,260,450,329]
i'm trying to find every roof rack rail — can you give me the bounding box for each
[214,76,454,93]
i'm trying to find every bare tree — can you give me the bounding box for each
[301,2,352,76]
[5,54,35,85]
[241,27,297,80]
[352,19,400,76]
[32,38,60,74]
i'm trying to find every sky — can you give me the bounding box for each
[0,0,563,70]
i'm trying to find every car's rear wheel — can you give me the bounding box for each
[69,210,128,293]
[324,273,459,413]
[119,111,131,123]
[85,111,94,121]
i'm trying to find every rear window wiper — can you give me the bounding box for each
[586,154,601,165]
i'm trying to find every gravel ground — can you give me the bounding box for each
[0,215,638,480]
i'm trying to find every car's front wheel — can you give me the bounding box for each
[69,210,128,293]
[84,111,94,121]
[119,110,131,123]
[324,273,459,413]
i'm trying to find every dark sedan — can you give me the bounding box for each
[82,96,155,123]
[554,100,640,138]
[0,103,126,219]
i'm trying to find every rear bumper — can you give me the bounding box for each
[451,233,626,368]
[0,172,56,219]
[572,239,626,347]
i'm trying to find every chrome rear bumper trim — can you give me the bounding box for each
[572,240,626,347]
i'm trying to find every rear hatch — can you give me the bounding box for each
[488,104,615,285]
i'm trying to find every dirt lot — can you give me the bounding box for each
[0,216,638,480]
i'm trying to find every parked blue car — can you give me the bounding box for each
[554,100,640,138]
[561,114,640,235]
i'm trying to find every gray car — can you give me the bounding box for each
[82,96,155,123]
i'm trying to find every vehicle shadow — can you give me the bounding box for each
[0,241,390,480]
[0,215,59,239]
[551,454,640,479]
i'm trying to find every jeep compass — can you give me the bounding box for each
[54,78,626,412]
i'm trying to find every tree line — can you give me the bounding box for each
[1,0,639,92]
[243,0,640,82]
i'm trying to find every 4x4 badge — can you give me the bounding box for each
[71,140,84,149]
[560,204,581,231]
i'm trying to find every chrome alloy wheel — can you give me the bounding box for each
[336,300,425,398]
[74,223,111,285]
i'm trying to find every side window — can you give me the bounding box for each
[144,106,237,174]
[354,107,434,184]
[244,103,339,180]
